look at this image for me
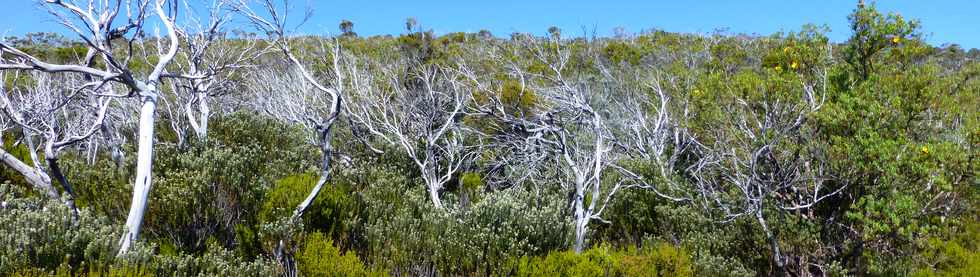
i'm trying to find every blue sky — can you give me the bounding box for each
[2,0,977,49]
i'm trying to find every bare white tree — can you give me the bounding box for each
[0,0,187,254]
[464,36,645,252]
[163,0,262,144]
[540,82,620,254]
[233,2,347,274]
[247,58,344,275]
[0,71,112,220]
[235,0,342,221]
[595,57,696,204]
[346,59,475,209]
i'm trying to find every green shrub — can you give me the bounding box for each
[512,243,693,277]
[260,172,356,239]
[514,246,615,276]
[0,183,279,276]
[499,79,538,116]
[260,173,318,222]
[615,243,694,277]
[116,241,280,276]
[603,40,644,66]
[0,184,119,275]
[147,113,315,253]
[912,220,980,277]
[353,163,569,275]
[298,232,379,277]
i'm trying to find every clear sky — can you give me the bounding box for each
[1,0,977,49]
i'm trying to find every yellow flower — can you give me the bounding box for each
[892,36,901,44]
[791,61,799,69]
[775,65,782,71]
[920,146,929,154]
[783,46,791,53]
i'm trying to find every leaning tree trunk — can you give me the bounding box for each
[43,140,79,221]
[119,95,158,255]
[293,129,334,219]
[0,147,58,199]
[275,142,330,273]
[292,155,330,219]
[276,129,334,275]
[46,157,79,221]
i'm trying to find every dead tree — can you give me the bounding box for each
[0,0,192,255]
[235,0,343,221]
[164,0,261,144]
[603,58,696,204]
[234,2,347,274]
[0,71,112,220]
[464,36,645,252]
[346,58,475,209]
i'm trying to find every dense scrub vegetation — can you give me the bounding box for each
[0,2,977,276]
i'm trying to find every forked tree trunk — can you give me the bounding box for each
[426,177,444,209]
[187,88,210,140]
[420,164,444,209]
[119,96,158,255]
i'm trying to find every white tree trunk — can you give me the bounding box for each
[572,179,589,253]
[756,208,784,270]
[428,182,444,209]
[280,137,332,268]
[119,96,158,255]
[0,147,58,199]
[293,169,329,219]
[423,169,444,209]
[293,135,333,219]
[196,91,210,139]
[187,89,210,140]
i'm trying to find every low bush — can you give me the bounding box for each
[512,243,693,276]
[297,232,379,276]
